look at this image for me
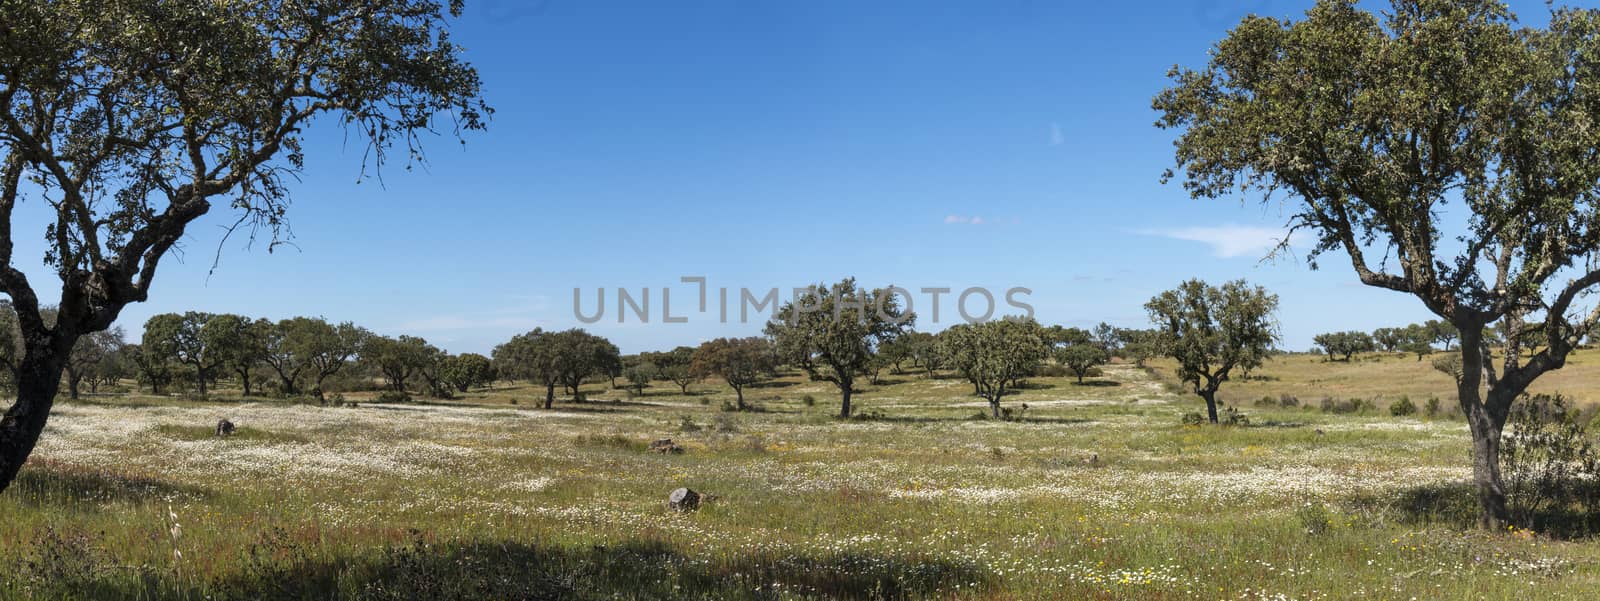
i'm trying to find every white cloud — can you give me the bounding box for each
[1139,224,1304,258]
[945,215,1011,226]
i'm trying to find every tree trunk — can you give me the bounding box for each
[734,385,745,410]
[839,380,853,419]
[239,368,252,396]
[0,350,68,492]
[275,368,298,395]
[989,398,1001,419]
[544,383,555,410]
[1467,406,1511,529]
[1200,389,1219,424]
[1457,328,1512,528]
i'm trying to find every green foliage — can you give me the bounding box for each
[266,317,368,398]
[492,328,619,407]
[642,346,699,393]
[440,353,495,393]
[1156,0,1600,526]
[1220,406,1250,426]
[690,337,776,410]
[1146,279,1279,422]
[1372,327,1406,353]
[938,318,1049,417]
[1294,502,1334,536]
[896,331,944,377]
[1431,354,1463,384]
[765,278,913,418]
[1114,328,1163,367]
[0,0,489,489]
[363,335,441,394]
[1502,394,1600,535]
[63,327,126,399]
[1389,396,1418,417]
[1055,344,1109,384]
[1312,331,1375,361]
[623,363,657,396]
[374,390,413,404]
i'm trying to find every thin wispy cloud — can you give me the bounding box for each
[1139,224,1305,258]
[945,215,1023,226]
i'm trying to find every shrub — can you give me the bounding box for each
[1425,395,1441,417]
[1181,412,1206,426]
[851,408,888,421]
[677,416,701,432]
[1294,502,1333,536]
[1502,394,1600,535]
[713,415,739,432]
[800,394,816,407]
[374,390,412,403]
[1389,396,1417,417]
[721,401,766,413]
[1254,396,1277,408]
[1221,406,1250,426]
[1319,397,1363,414]
[1278,394,1300,408]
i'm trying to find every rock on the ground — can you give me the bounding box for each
[668,487,700,511]
[649,438,684,454]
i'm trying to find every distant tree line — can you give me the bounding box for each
[1,278,1282,432]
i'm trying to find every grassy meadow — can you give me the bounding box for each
[6,352,1600,599]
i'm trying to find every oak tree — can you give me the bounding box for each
[1157,0,1600,526]
[0,0,487,490]
[1145,280,1279,423]
[765,279,913,418]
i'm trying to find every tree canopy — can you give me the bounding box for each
[940,319,1049,418]
[1156,0,1600,526]
[0,0,489,491]
[690,337,777,410]
[1146,280,1279,423]
[765,278,913,418]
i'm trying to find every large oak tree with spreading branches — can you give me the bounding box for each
[1156,0,1600,527]
[0,0,488,491]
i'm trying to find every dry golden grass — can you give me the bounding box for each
[1148,346,1600,408]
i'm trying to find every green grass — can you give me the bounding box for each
[2,362,1599,599]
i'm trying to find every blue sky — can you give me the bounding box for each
[16,0,1587,354]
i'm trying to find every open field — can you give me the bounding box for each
[2,361,1599,599]
[1156,347,1600,410]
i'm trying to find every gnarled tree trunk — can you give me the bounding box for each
[0,341,70,492]
[1457,325,1514,529]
